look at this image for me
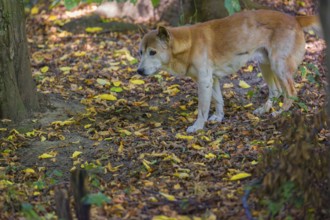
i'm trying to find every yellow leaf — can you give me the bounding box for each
[164,154,182,163]
[25,130,36,137]
[33,191,41,196]
[174,172,190,179]
[0,180,13,189]
[84,124,92,129]
[0,128,7,132]
[106,162,123,172]
[205,153,216,159]
[119,129,132,136]
[23,168,35,174]
[193,162,206,166]
[130,79,145,85]
[41,66,49,73]
[173,184,181,190]
[71,151,82,159]
[191,143,203,150]
[142,159,152,172]
[230,172,251,181]
[239,80,251,89]
[152,216,177,220]
[244,103,253,108]
[159,192,177,201]
[31,6,39,15]
[85,27,103,33]
[48,15,57,21]
[59,67,71,72]
[113,81,121,86]
[73,51,86,57]
[257,72,263,78]
[96,78,110,86]
[223,83,234,89]
[40,136,46,142]
[175,133,194,140]
[94,94,117,101]
[251,160,258,165]
[267,140,275,145]
[51,119,75,127]
[38,152,56,159]
[118,141,124,154]
[243,64,254,72]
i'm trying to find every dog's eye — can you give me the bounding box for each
[149,50,157,56]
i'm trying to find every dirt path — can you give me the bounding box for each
[0,2,327,219]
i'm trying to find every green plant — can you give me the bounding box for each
[224,0,241,15]
[82,192,111,206]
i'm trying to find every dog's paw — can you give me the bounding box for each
[271,110,282,117]
[186,125,203,133]
[208,114,224,122]
[253,107,265,115]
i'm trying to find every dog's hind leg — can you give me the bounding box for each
[270,57,298,116]
[253,63,282,115]
[209,77,224,122]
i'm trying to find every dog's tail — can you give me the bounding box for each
[296,15,323,37]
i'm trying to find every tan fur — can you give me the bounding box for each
[137,10,321,133]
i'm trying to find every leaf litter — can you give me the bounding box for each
[0,1,328,219]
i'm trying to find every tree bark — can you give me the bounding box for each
[0,0,39,121]
[319,0,330,211]
[192,0,266,22]
[96,0,266,26]
[319,1,330,116]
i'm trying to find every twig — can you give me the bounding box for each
[242,178,262,220]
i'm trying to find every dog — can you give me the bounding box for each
[137,10,321,133]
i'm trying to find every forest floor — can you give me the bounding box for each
[0,1,328,219]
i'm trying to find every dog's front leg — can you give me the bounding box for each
[186,76,213,133]
[209,77,224,122]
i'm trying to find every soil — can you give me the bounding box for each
[1,1,327,219]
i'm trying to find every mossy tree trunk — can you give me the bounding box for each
[0,0,39,121]
[180,0,266,23]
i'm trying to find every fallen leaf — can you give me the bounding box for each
[30,6,39,15]
[223,83,234,89]
[85,27,103,33]
[71,151,82,159]
[41,66,49,73]
[130,79,145,85]
[159,192,177,201]
[230,172,251,181]
[175,133,194,140]
[94,94,117,101]
[205,153,216,159]
[174,172,190,179]
[23,168,35,174]
[38,152,56,159]
[96,78,110,86]
[239,80,251,89]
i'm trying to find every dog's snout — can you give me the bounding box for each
[137,68,145,76]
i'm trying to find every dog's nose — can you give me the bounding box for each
[137,68,145,76]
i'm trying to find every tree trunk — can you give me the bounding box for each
[319,1,330,116]
[96,0,266,26]
[319,0,330,210]
[192,0,266,22]
[0,0,39,121]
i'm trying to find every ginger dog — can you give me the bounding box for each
[137,10,321,133]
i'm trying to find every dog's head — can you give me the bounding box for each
[137,26,171,76]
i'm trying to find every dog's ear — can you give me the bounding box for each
[157,26,170,43]
[137,25,148,38]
